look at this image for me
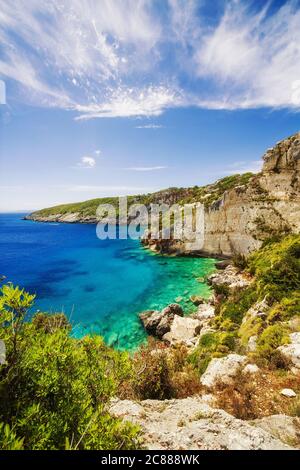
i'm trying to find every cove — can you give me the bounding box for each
[0,213,217,350]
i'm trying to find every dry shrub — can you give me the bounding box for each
[215,369,257,420]
[131,339,202,400]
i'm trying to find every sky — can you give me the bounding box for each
[0,0,300,211]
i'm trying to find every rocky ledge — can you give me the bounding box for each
[109,397,297,450]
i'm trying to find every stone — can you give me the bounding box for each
[200,354,248,388]
[139,310,163,335]
[252,415,300,447]
[243,364,259,375]
[190,295,204,306]
[194,303,215,322]
[215,260,232,270]
[162,315,201,346]
[280,388,297,398]
[109,397,294,450]
[247,335,258,352]
[139,304,184,338]
[242,298,270,324]
[278,332,300,369]
[208,265,251,290]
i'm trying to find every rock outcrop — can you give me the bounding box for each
[252,415,300,447]
[139,304,184,338]
[109,397,294,450]
[278,332,300,369]
[143,132,300,257]
[162,315,201,346]
[200,354,248,388]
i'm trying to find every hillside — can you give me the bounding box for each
[25,173,254,223]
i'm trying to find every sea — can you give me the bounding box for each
[0,213,216,350]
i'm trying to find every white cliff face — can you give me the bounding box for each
[162,132,300,257]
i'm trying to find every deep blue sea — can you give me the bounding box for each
[0,214,216,349]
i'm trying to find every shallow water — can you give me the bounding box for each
[0,214,217,350]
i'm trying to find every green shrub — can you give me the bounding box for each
[256,324,290,359]
[0,284,140,450]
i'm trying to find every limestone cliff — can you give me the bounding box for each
[143,132,300,257]
[26,132,300,257]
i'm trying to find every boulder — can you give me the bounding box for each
[243,363,260,375]
[278,332,300,369]
[162,315,201,346]
[242,298,270,324]
[139,310,163,335]
[110,397,294,450]
[200,354,248,388]
[252,415,300,448]
[139,304,184,338]
[247,335,258,352]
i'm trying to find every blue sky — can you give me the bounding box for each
[0,0,300,211]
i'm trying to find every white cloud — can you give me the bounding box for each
[74,86,181,120]
[1,1,300,116]
[135,124,164,129]
[94,149,101,156]
[193,1,300,110]
[124,166,167,171]
[77,156,96,168]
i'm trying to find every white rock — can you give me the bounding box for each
[242,298,270,324]
[109,397,294,450]
[247,335,258,352]
[163,315,201,346]
[252,415,300,447]
[200,354,248,388]
[278,333,300,369]
[280,388,297,398]
[243,364,259,375]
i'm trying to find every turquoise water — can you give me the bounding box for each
[0,214,216,350]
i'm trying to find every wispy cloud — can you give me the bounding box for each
[77,156,96,168]
[124,166,168,171]
[135,123,164,129]
[224,160,262,175]
[1,1,300,117]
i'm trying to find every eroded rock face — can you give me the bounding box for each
[142,132,300,257]
[139,304,183,338]
[109,397,294,450]
[278,332,300,369]
[200,354,248,388]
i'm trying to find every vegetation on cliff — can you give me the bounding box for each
[27,173,254,220]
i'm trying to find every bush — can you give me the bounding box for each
[0,284,140,450]
[256,324,290,360]
[131,340,202,399]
